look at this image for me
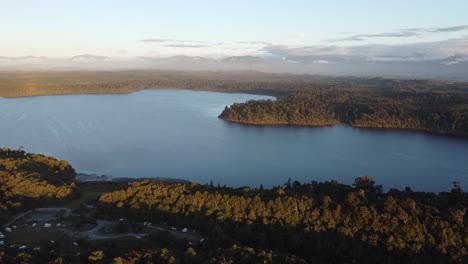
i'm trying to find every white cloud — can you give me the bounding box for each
[164,44,212,48]
[312,59,329,64]
[442,55,468,66]
[330,25,468,42]
[141,38,207,44]
[237,41,271,46]
[262,38,468,63]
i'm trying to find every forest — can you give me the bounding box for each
[1,70,468,98]
[96,179,467,263]
[0,148,76,223]
[219,86,468,136]
[0,148,466,263]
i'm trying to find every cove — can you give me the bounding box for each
[0,89,466,192]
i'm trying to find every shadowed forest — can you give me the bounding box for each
[0,148,466,263]
[219,88,468,136]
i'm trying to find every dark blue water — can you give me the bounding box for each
[0,90,466,192]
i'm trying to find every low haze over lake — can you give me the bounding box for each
[1,90,466,192]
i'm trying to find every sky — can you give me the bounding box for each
[1,0,467,57]
[1,1,468,78]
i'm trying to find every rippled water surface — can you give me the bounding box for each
[1,90,466,191]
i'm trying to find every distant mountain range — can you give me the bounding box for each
[0,54,467,81]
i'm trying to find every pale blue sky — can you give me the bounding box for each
[1,0,468,58]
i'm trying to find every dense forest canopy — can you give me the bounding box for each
[219,87,468,136]
[0,148,466,263]
[0,148,76,222]
[97,178,467,263]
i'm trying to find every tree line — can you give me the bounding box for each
[97,177,467,263]
[219,86,468,136]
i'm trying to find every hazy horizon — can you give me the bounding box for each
[1,1,468,79]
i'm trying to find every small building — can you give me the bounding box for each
[181,228,188,233]
[19,245,26,250]
[5,228,12,232]
[0,232,5,238]
[73,242,79,246]
[44,223,51,228]
[0,241,4,245]
[32,223,37,227]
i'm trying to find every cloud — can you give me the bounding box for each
[333,31,419,42]
[71,54,110,61]
[164,44,212,48]
[425,25,468,33]
[141,38,173,43]
[264,45,349,57]
[441,54,468,66]
[237,41,271,46]
[262,38,468,63]
[330,25,468,42]
[312,59,329,64]
[0,56,49,61]
[141,38,206,44]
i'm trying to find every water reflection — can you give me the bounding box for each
[0,90,466,192]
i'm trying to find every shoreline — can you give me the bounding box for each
[219,118,468,139]
[75,173,191,184]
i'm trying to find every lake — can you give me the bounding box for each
[0,90,467,192]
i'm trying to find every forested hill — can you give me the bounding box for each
[219,86,468,136]
[0,148,76,223]
[97,178,467,263]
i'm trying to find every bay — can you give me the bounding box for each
[0,90,466,192]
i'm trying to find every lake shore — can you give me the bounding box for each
[75,173,191,184]
[219,118,468,139]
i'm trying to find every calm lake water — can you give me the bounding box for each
[1,90,467,192]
